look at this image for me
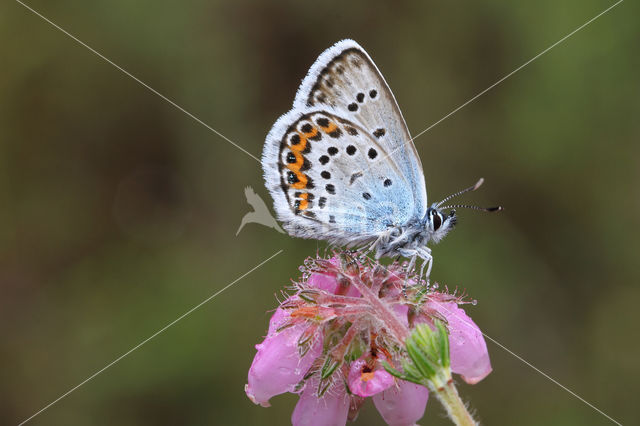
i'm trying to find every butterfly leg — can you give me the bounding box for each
[397,249,418,299]
[416,247,433,286]
[364,235,383,257]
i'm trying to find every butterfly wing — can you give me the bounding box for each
[295,39,427,214]
[262,40,426,245]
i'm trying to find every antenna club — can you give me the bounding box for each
[473,178,485,191]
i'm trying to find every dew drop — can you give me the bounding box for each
[471,299,478,306]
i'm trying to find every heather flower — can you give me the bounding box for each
[245,252,491,425]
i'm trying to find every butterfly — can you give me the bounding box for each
[262,39,499,278]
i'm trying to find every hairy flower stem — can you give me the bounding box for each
[433,382,477,426]
[349,275,410,342]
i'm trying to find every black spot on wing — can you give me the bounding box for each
[350,172,363,185]
[373,128,386,138]
[316,117,330,127]
[328,128,342,138]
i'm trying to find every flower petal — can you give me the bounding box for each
[373,380,429,426]
[246,317,322,406]
[428,301,492,384]
[267,307,291,335]
[347,357,394,397]
[307,257,360,297]
[393,303,409,327]
[292,382,350,426]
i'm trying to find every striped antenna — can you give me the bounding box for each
[435,178,485,208]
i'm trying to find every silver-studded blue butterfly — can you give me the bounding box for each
[262,39,498,278]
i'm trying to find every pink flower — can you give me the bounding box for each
[347,355,395,397]
[245,253,491,425]
[426,300,492,384]
[245,308,323,406]
[373,380,429,426]
[291,378,350,426]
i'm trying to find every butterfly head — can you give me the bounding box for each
[425,206,456,243]
[424,178,502,244]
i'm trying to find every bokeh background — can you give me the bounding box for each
[1,1,638,425]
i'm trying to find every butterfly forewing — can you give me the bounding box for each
[295,40,427,214]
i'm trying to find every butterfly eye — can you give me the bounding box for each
[432,213,442,231]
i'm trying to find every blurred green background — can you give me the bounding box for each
[1,1,638,425]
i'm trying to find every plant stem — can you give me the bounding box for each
[433,382,477,426]
[349,275,410,342]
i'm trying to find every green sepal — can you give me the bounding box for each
[401,361,426,384]
[320,355,341,380]
[435,320,450,369]
[406,333,437,378]
[317,377,332,397]
[298,290,318,303]
[344,333,366,362]
[381,360,423,386]
[297,333,314,357]
[275,322,296,334]
[398,322,453,389]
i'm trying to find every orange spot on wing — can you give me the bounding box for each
[322,122,338,133]
[304,127,318,138]
[285,131,310,189]
[290,132,308,153]
[286,150,304,172]
[291,172,308,189]
[298,192,309,210]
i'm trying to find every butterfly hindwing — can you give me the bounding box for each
[265,110,416,245]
